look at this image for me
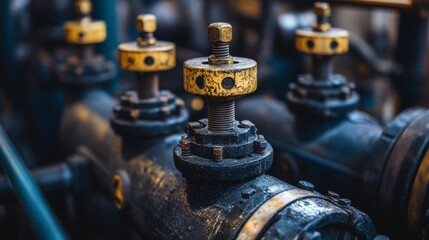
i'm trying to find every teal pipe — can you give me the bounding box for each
[0,125,67,240]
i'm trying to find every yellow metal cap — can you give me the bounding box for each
[295,2,349,55]
[118,14,175,72]
[63,0,106,44]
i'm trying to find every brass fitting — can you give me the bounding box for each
[118,14,175,72]
[183,22,256,98]
[313,2,331,32]
[136,15,157,46]
[208,22,232,43]
[295,2,349,55]
[63,0,106,44]
[75,0,91,16]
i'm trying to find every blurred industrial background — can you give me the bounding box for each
[0,0,428,239]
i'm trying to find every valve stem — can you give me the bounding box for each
[137,73,159,99]
[207,101,235,132]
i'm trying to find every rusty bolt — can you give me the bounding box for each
[208,22,232,43]
[212,146,223,162]
[179,135,191,156]
[254,135,267,154]
[314,2,331,18]
[136,14,157,33]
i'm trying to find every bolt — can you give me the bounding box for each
[123,91,139,102]
[327,191,340,199]
[207,101,235,132]
[136,14,157,34]
[254,135,267,154]
[241,188,257,199]
[239,120,253,129]
[212,146,223,162]
[75,0,91,17]
[338,198,351,206]
[187,121,205,130]
[313,2,331,32]
[297,180,315,191]
[179,135,191,156]
[314,2,331,18]
[208,22,232,63]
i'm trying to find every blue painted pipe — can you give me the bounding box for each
[0,125,67,240]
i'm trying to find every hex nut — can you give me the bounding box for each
[212,146,223,161]
[208,22,232,43]
[136,14,157,33]
[75,1,91,15]
[254,135,267,153]
[314,2,331,17]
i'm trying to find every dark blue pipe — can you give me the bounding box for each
[0,125,67,240]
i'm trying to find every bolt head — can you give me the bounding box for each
[136,14,157,33]
[208,22,232,43]
[314,2,331,17]
[75,0,91,15]
[254,135,267,150]
[239,120,254,129]
[212,146,223,158]
[179,135,191,149]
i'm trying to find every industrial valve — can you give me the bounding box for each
[236,2,429,238]
[111,14,187,139]
[174,22,272,181]
[58,0,115,87]
[288,2,358,118]
[65,20,378,240]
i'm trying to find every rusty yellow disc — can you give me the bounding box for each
[118,41,175,72]
[63,19,106,44]
[295,28,349,55]
[183,57,257,98]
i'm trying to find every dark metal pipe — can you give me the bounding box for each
[0,125,67,240]
[0,163,73,202]
[59,90,378,239]
[237,96,429,238]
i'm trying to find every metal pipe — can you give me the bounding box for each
[0,125,67,240]
[0,163,73,202]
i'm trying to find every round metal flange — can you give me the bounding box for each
[111,108,188,138]
[57,55,116,87]
[183,57,257,98]
[118,41,175,72]
[286,74,359,118]
[173,143,273,182]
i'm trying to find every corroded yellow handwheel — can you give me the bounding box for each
[118,14,176,72]
[63,0,106,44]
[183,22,257,99]
[295,2,349,55]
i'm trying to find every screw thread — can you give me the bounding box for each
[207,101,235,132]
[212,43,230,58]
[137,72,159,99]
[140,32,154,40]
